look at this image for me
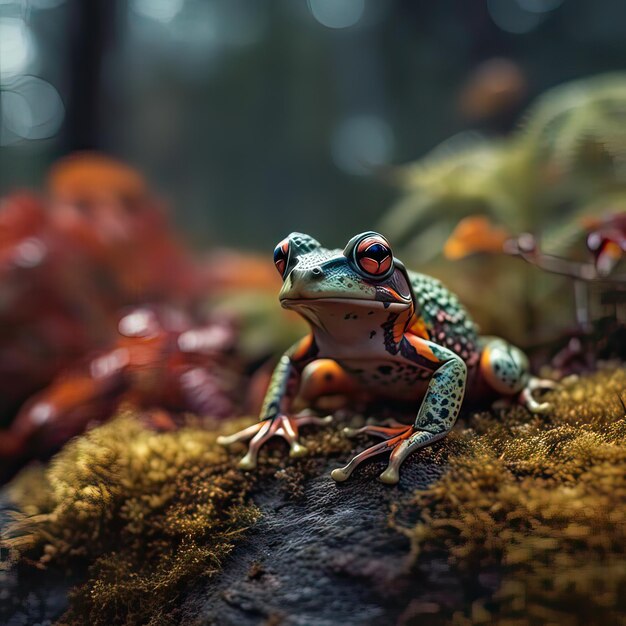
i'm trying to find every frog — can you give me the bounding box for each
[218,231,555,484]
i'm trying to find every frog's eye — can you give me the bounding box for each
[354,234,393,277]
[273,238,290,277]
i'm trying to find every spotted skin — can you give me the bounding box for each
[413,346,467,434]
[479,336,529,394]
[410,273,480,364]
[219,231,552,484]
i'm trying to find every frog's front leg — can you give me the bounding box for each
[331,339,467,485]
[217,335,332,469]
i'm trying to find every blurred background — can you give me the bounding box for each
[2,0,625,249]
[0,0,625,469]
[2,7,626,625]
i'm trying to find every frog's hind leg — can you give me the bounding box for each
[479,337,556,413]
[298,359,358,402]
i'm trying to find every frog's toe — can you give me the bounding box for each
[331,433,411,483]
[330,467,351,482]
[520,376,558,414]
[234,420,274,469]
[343,424,413,440]
[295,413,333,426]
[379,466,399,485]
[533,401,552,414]
[379,437,413,484]
[221,412,332,471]
[531,377,559,391]
[238,452,257,470]
[289,441,308,458]
[217,421,265,447]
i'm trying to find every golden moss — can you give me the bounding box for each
[7,368,626,625]
[5,412,262,625]
[395,366,626,625]
[4,408,355,625]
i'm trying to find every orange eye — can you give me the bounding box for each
[273,238,290,277]
[354,235,393,277]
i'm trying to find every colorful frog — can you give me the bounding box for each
[219,232,554,484]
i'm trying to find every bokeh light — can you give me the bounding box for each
[0,76,65,146]
[488,0,546,33]
[517,0,564,13]
[1,0,624,249]
[130,0,184,24]
[0,17,36,79]
[307,0,365,30]
[331,114,394,175]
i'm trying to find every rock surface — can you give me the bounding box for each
[4,367,626,625]
[1,450,462,626]
[0,495,76,626]
[179,453,460,626]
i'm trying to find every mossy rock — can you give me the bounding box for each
[2,367,626,625]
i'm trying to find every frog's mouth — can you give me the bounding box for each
[280,297,410,313]
[280,297,411,335]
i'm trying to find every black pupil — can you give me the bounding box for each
[363,243,388,261]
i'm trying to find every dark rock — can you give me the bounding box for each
[0,494,77,626]
[179,452,460,626]
[1,439,470,625]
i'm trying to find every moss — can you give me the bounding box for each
[7,368,626,624]
[394,366,626,625]
[4,408,355,625]
[5,412,262,625]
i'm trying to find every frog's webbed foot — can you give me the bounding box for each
[519,376,558,414]
[332,424,445,485]
[217,413,332,470]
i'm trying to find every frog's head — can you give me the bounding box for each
[273,232,414,322]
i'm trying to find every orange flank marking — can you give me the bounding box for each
[403,334,440,363]
[480,345,492,376]
[407,315,430,340]
[392,315,405,344]
[479,345,504,393]
[299,359,357,401]
[291,333,314,362]
[390,306,418,344]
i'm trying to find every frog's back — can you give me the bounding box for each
[408,270,479,363]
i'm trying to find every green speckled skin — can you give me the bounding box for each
[410,272,479,362]
[220,232,543,484]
